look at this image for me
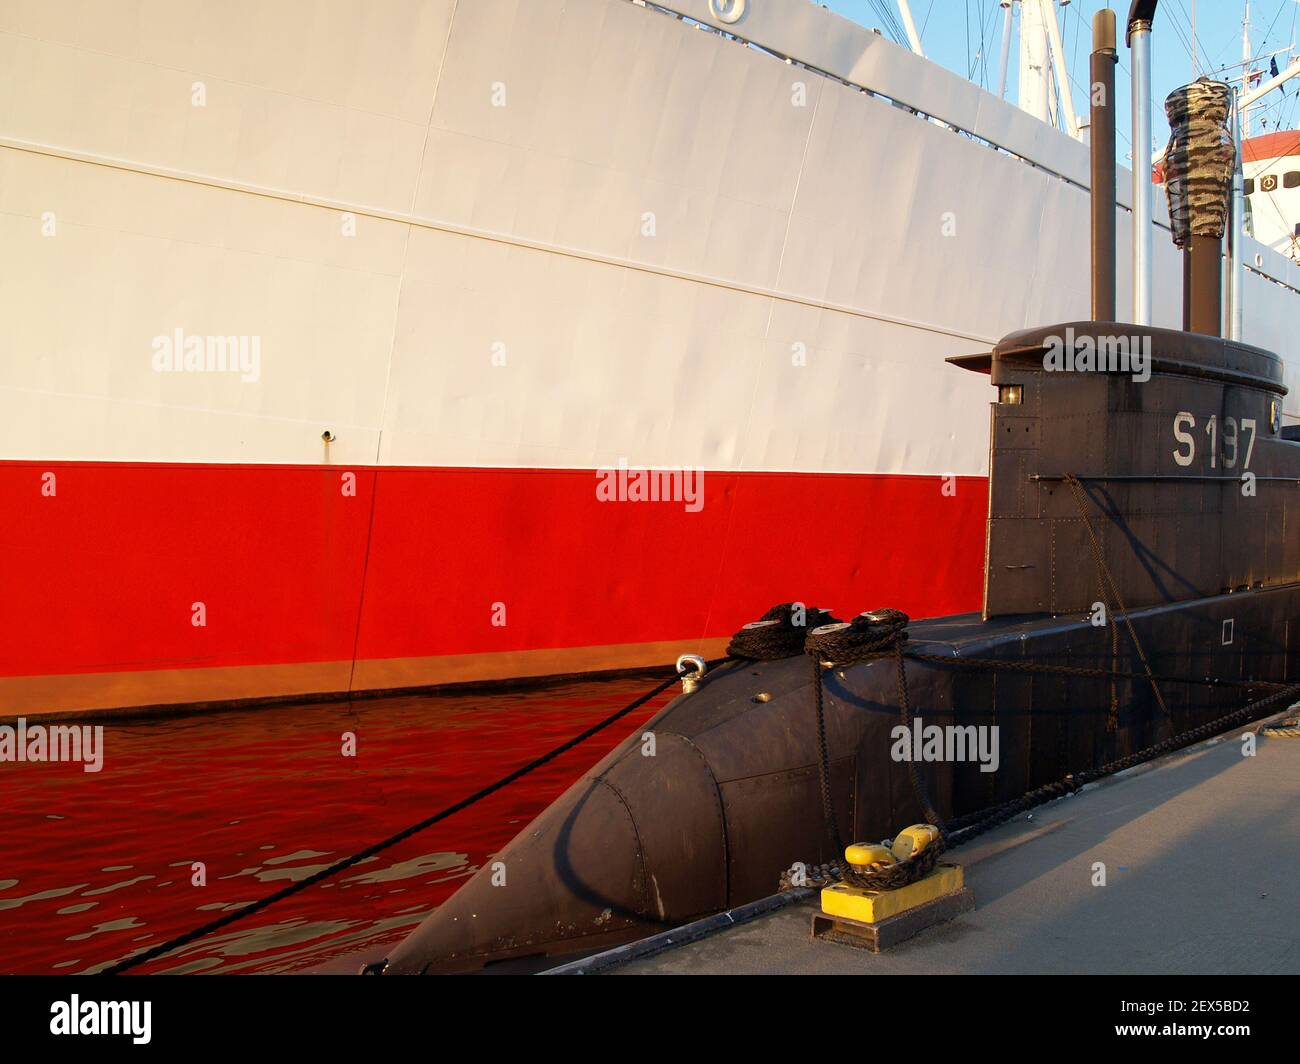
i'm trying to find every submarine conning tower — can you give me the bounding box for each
[951,11,1297,624]
[951,323,1294,619]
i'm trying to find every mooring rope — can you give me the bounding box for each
[100,665,704,976]
[801,611,950,891]
[726,602,841,660]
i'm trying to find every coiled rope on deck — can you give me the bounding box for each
[100,664,704,976]
[726,602,840,660]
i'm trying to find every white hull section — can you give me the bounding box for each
[2,0,1298,478]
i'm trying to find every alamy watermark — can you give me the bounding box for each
[891,716,1000,774]
[596,460,704,512]
[1042,327,1151,383]
[151,328,261,383]
[0,718,103,773]
[50,995,150,1044]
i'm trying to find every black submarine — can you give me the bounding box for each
[380,2,1300,974]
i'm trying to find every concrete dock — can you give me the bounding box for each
[605,720,1300,975]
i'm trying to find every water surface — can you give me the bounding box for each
[1,677,670,974]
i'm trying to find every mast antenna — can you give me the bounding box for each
[997,1,1014,99]
[1243,0,1252,138]
[1192,0,1198,78]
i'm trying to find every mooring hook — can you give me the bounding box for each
[676,654,707,693]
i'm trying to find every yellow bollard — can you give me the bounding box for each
[812,837,973,952]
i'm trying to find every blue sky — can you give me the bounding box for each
[823,0,1300,161]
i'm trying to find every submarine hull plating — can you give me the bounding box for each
[384,587,1298,973]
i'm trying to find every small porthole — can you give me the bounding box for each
[999,385,1024,405]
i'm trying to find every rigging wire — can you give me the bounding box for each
[1171,0,1221,76]
[978,0,990,89]
[1164,4,1198,71]
[1057,3,1133,152]
[865,0,907,45]
[1259,0,1290,53]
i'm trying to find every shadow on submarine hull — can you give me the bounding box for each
[381,585,1298,974]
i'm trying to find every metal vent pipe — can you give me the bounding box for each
[1127,1,1159,325]
[1091,9,1118,321]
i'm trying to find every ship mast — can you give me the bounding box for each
[1191,0,1198,78]
[997,0,1014,98]
[1242,0,1253,138]
[896,0,925,57]
[1019,0,1052,122]
[1228,1,1300,140]
[1009,0,1081,139]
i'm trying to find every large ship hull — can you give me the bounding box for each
[2,0,1297,714]
[0,462,984,712]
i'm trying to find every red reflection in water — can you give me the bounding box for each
[0,677,671,974]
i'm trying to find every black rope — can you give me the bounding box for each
[101,666,697,976]
[803,610,950,890]
[726,602,840,661]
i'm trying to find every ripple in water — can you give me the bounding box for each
[0,677,670,974]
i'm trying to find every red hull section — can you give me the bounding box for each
[1,463,986,713]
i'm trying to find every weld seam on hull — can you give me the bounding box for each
[659,731,733,907]
[589,776,655,922]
